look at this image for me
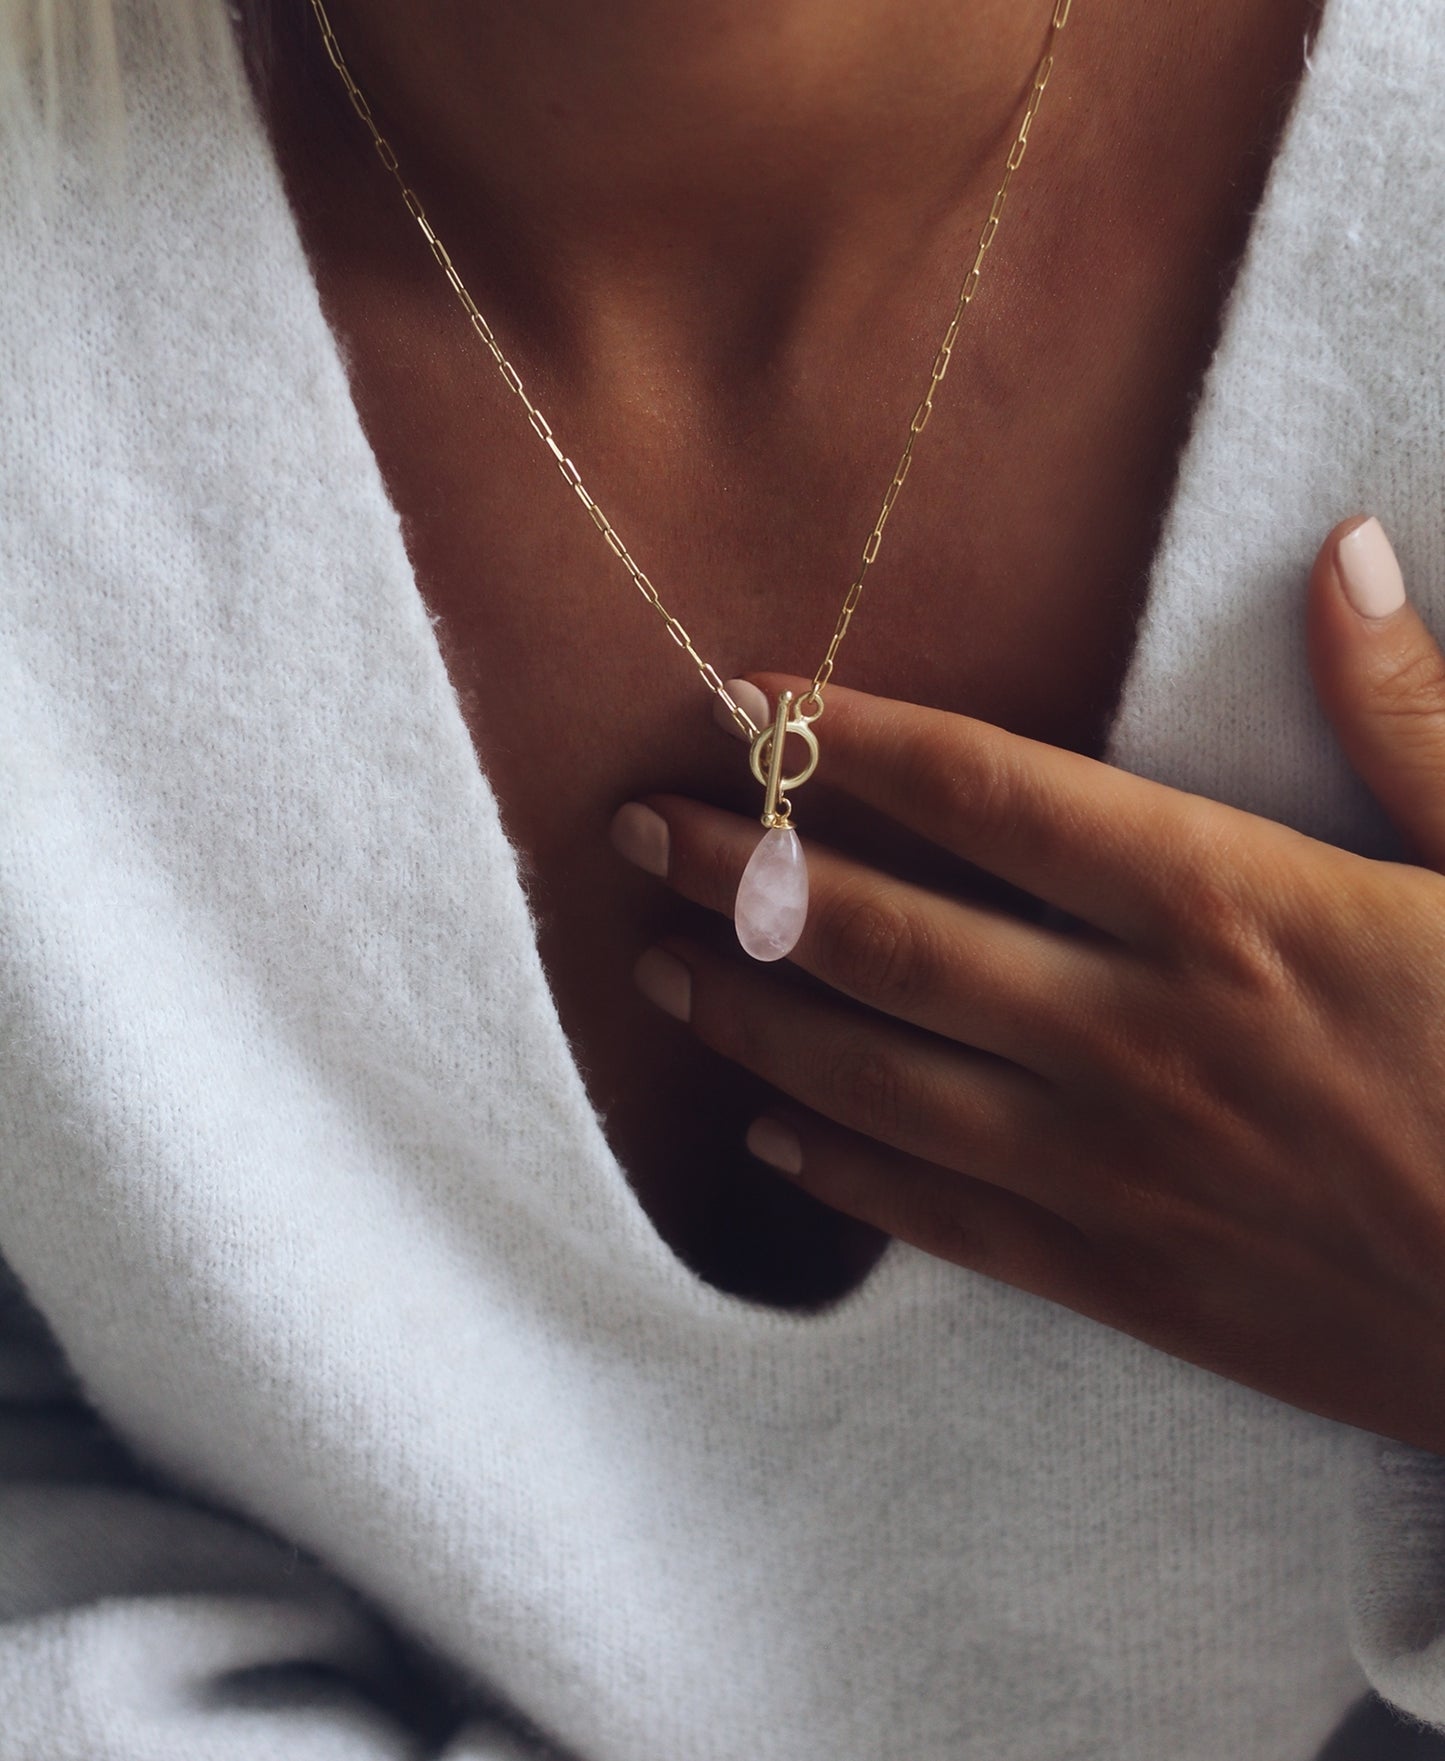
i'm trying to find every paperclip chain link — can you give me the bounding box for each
[306,0,1073,737]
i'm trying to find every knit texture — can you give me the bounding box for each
[1,0,1444,1755]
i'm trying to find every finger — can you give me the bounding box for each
[1307,514,1445,871]
[742,1104,1118,1317]
[632,934,1083,1220]
[613,793,1130,1083]
[739,672,1254,946]
[711,676,770,739]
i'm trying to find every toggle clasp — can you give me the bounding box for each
[748,690,820,828]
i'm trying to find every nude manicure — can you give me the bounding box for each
[745,1116,803,1176]
[711,677,771,742]
[1337,516,1406,619]
[633,947,692,1022]
[609,802,670,878]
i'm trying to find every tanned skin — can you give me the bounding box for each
[240,0,1323,1307]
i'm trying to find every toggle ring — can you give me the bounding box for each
[748,713,820,794]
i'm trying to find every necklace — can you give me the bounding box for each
[305,0,1072,959]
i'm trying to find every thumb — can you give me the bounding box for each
[1307,514,1445,869]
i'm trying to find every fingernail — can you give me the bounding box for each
[1337,516,1406,619]
[633,947,691,1021]
[609,802,669,878]
[745,1115,803,1175]
[711,677,771,743]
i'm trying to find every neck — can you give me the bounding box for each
[251,0,1075,384]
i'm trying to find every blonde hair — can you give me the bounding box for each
[0,0,244,161]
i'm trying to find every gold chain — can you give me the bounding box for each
[306,0,1072,738]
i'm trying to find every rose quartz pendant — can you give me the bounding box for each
[735,825,809,961]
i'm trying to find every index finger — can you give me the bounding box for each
[745,673,1256,944]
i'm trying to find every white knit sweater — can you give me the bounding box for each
[3,1,1445,1756]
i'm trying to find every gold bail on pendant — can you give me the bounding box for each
[748,690,821,828]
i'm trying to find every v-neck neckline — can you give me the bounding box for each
[205,0,1343,1333]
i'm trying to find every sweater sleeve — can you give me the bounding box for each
[1347,1434,1445,1737]
[0,1263,555,1761]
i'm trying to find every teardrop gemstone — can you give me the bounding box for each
[735,825,809,962]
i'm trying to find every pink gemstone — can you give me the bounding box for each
[735,826,809,962]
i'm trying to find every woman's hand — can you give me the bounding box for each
[609,514,1445,1452]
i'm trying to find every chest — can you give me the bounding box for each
[261,0,1319,1306]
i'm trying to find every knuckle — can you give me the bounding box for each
[1366,641,1445,721]
[1160,826,1288,999]
[825,1037,912,1141]
[815,883,930,1007]
[1197,897,1287,998]
[943,741,1023,848]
